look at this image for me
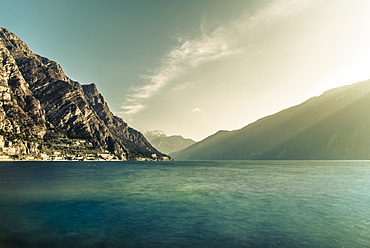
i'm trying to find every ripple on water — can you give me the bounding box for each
[0,160,370,247]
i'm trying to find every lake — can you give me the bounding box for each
[0,160,369,247]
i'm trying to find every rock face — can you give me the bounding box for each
[0,28,168,160]
[143,130,195,155]
[174,80,370,160]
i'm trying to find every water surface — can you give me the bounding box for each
[0,160,369,247]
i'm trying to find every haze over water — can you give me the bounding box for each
[0,161,369,247]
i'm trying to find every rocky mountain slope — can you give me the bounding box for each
[143,130,195,155]
[173,80,370,160]
[0,28,168,160]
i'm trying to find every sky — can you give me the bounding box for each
[2,0,370,141]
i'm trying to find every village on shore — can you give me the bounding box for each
[0,136,171,162]
[0,152,171,162]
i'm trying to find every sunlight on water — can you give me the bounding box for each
[0,161,370,247]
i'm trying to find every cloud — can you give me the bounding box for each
[121,104,145,115]
[120,0,318,116]
[170,81,194,91]
[192,107,202,113]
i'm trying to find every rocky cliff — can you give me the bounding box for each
[0,28,168,161]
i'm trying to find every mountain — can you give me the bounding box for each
[0,27,169,161]
[173,80,370,160]
[142,130,167,142]
[143,130,196,155]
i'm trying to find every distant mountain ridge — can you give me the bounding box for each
[142,130,167,141]
[173,80,370,160]
[0,28,168,160]
[143,130,195,155]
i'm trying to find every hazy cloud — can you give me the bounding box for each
[122,104,145,115]
[121,0,318,115]
[170,81,194,91]
[192,107,202,113]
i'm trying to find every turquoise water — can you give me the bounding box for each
[0,161,370,247]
